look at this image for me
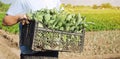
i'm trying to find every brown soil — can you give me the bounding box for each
[0,30,20,59]
[0,29,120,59]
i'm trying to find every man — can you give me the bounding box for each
[2,0,61,54]
[2,0,61,26]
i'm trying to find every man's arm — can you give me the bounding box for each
[2,14,29,26]
[2,15,20,26]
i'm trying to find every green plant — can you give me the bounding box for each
[27,8,90,33]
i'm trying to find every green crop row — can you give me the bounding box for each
[64,7,120,31]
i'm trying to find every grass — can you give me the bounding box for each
[0,12,19,34]
[83,12,120,31]
[0,2,9,12]
[0,12,5,29]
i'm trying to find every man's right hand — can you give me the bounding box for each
[18,15,30,25]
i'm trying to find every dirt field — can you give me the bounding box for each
[0,29,120,59]
[0,30,20,59]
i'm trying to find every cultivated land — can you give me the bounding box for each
[0,7,120,59]
[0,30,120,59]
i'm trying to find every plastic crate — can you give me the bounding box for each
[20,20,59,59]
[31,20,85,52]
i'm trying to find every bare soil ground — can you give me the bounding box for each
[59,30,120,59]
[0,30,20,59]
[0,29,120,59]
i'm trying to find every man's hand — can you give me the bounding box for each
[18,15,30,25]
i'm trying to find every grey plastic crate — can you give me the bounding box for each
[20,20,85,52]
[32,21,85,52]
[20,20,85,59]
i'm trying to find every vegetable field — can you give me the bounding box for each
[64,7,120,31]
